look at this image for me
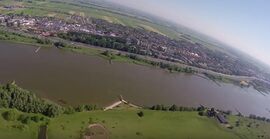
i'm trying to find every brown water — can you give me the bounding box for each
[0,42,270,117]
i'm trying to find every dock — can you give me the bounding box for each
[104,95,141,111]
[35,46,41,53]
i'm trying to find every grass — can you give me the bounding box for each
[0,109,48,139]
[227,115,270,139]
[0,28,52,48]
[1,108,270,139]
[0,29,35,43]
[47,110,240,139]
[61,45,152,66]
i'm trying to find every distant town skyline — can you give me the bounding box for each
[107,0,270,67]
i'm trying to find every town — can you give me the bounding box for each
[0,13,266,79]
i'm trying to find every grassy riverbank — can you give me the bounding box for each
[0,83,269,139]
[0,28,52,47]
[61,45,151,66]
[1,108,270,139]
[0,109,48,139]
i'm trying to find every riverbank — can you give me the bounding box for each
[0,83,270,139]
[1,108,270,139]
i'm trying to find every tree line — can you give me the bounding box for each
[149,104,200,112]
[58,32,138,53]
[126,54,195,73]
[0,82,99,117]
[0,82,62,117]
[249,114,270,123]
[0,29,51,45]
[101,50,195,74]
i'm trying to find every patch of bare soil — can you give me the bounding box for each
[83,124,109,139]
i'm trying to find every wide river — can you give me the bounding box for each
[0,42,270,117]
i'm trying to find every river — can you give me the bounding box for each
[0,42,270,117]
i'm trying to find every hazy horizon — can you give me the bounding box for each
[106,0,270,67]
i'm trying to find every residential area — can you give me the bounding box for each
[0,13,266,79]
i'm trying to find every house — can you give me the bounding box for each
[41,32,51,37]
[216,113,228,124]
[0,16,5,23]
[240,80,249,87]
[207,108,216,117]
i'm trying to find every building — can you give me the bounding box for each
[216,113,228,124]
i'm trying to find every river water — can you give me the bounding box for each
[0,42,270,117]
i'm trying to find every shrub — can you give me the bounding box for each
[75,105,85,112]
[169,104,178,111]
[18,114,28,123]
[198,111,205,116]
[21,116,31,124]
[136,132,142,136]
[31,115,41,123]
[64,106,75,114]
[137,111,144,117]
[2,110,18,121]
[12,124,28,131]
[44,104,62,117]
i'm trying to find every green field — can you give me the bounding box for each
[48,110,239,139]
[0,109,48,139]
[1,108,270,139]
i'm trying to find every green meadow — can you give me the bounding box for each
[1,108,270,139]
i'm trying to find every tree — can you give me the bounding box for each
[54,41,66,48]
[137,111,144,117]
[169,104,178,111]
[44,104,62,117]
[102,50,111,57]
[198,111,204,116]
[75,105,85,112]
[197,106,205,111]
[156,105,161,110]
[64,106,75,114]
[84,104,95,111]
[161,105,168,111]
[224,110,232,115]
[0,83,63,117]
